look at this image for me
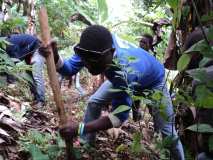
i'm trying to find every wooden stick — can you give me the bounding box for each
[38,6,75,160]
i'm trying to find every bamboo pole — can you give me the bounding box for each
[38,6,74,160]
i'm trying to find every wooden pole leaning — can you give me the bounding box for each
[38,6,75,160]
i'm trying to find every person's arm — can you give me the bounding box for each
[60,89,132,139]
[60,116,113,140]
[60,64,132,139]
[39,40,84,77]
[56,54,84,76]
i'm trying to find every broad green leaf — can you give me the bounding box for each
[187,68,208,83]
[173,93,187,106]
[187,124,213,133]
[119,34,137,44]
[195,85,213,108]
[201,11,213,23]
[167,0,181,28]
[177,54,191,71]
[46,145,60,159]
[74,5,95,25]
[161,135,177,148]
[17,72,33,84]
[152,90,163,101]
[199,57,212,67]
[166,0,179,8]
[184,40,213,58]
[29,130,44,145]
[132,95,142,101]
[28,144,49,160]
[127,56,138,63]
[141,98,152,105]
[182,5,190,17]
[56,134,65,148]
[97,0,108,23]
[73,147,82,159]
[112,105,130,115]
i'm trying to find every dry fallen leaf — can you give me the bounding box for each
[0,138,5,144]
[0,128,10,137]
[10,101,21,112]
[107,128,128,140]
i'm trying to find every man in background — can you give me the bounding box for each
[5,34,45,107]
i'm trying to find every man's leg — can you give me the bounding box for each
[151,80,185,160]
[82,80,114,145]
[31,50,45,104]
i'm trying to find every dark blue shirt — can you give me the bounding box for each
[58,34,165,122]
[6,34,40,60]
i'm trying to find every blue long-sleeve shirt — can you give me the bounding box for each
[6,34,41,61]
[58,34,165,123]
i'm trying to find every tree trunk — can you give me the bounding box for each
[26,0,36,35]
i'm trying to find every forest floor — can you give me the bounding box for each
[0,76,166,160]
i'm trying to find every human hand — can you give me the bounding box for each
[39,40,59,63]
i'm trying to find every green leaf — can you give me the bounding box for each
[28,144,49,160]
[187,124,213,133]
[166,0,179,8]
[159,103,168,121]
[130,132,142,155]
[109,88,124,93]
[177,54,191,71]
[127,56,138,63]
[167,0,181,28]
[56,134,65,148]
[187,69,208,83]
[161,135,177,148]
[199,57,212,67]
[141,98,152,105]
[74,5,95,25]
[182,5,190,17]
[46,145,60,159]
[118,34,137,44]
[112,105,130,115]
[195,85,213,108]
[97,0,108,23]
[132,95,143,101]
[184,40,213,58]
[29,130,44,145]
[152,90,163,101]
[73,147,82,159]
[201,11,213,22]
[116,144,127,153]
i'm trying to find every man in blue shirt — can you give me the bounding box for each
[46,25,184,159]
[5,34,45,106]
